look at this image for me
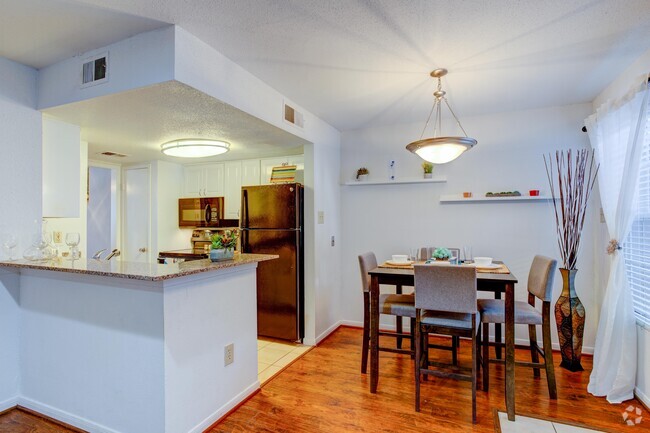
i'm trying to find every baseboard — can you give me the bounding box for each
[635,387,650,411]
[191,380,259,433]
[18,397,118,433]
[0,397,18,414]
[314,320,343,345]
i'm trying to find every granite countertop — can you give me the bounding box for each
[0,253,278,281]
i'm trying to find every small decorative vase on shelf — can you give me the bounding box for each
[356,174,368,181]
[210,248,234,262]
[554,268,585,372]
[423,173,432,179]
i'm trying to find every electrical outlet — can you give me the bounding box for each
[53,231,62,244]
[318,211,325,224]
[224,343,234,366]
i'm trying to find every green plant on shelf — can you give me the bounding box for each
[422,162,434,174]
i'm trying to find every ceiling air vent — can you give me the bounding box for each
[99,151,127,158]
[81,52,109,88]
[284,102,304,128]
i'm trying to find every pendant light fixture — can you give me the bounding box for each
[161,139,230,158]
[406,69,476,164]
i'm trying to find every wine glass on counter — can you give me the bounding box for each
[1,233,18,261]
[65,232,81,260]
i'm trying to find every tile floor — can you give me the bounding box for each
[498,412,605,433]
[257,339,310,384]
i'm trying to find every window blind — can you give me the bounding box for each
[624,92,650,328]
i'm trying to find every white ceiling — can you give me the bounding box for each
[3,0,650,138]
[43,81,307,164]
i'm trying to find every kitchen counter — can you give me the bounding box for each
[0,253,276,281]
[0,253,277,433]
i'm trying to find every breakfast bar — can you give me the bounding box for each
[0,254,277,433]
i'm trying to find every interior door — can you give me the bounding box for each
[124,167,150,263]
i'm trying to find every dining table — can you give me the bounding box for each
[367,262,519,421]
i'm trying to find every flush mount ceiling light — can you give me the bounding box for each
[160,139,230,158]
[406,69,477,164]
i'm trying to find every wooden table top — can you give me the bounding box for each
[368,263,518,283]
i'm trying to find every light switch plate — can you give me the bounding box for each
[318,211,324,224]
[53,231,62,244]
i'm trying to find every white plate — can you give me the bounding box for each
[386,260,414,266]
[472,263,501,269]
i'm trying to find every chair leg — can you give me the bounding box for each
[423,330,429,382]
[396,315,403,349]
[542,316,558,399]
[415,313,421,412]
[452,336,459,366]
[361,293,370,374]
[528,324,540,378]
[482,322,490,392]
[471,319,477,424]
[410,317,416,359]
[495,323,502,359]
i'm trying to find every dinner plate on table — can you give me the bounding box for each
[472,263,501,269]
[386,260,414,266]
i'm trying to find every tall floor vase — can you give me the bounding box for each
[554,268,585,371]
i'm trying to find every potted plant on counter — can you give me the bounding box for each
[356,167,369,181]
[210,229,238,262]
[422,162,434,179]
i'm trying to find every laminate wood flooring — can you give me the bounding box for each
[1,327,648,432]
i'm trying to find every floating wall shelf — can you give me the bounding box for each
[343,176,447,186]
[439,194,554,203]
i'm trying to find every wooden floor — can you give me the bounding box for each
[1,326,648,432]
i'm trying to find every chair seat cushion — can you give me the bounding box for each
[420,310,478,330]
[477,299,543,325]
[379,293,415,317]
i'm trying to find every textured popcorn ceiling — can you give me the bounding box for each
[43,81,307,164]
[3,0,650,133]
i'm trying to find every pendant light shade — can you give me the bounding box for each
[406,69,476,164]
[161,139,230,158]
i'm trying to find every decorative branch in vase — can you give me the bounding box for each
[544,149,599,371]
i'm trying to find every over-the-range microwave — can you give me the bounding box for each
[178,197,224,228]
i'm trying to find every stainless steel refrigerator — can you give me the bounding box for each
[240,183,304,342]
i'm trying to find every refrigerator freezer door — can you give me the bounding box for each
[241,184,299,229]
[242,228,303,341]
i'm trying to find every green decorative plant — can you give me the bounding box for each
[432,247,451,260]
[211,229,238,251]
[356,167,369,179]
[422,162,434,174]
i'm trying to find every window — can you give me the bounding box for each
[624,93,650,328]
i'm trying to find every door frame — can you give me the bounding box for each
[122,163,152,263]
[88,160,122,255]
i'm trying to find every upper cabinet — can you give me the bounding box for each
[224,161,242,219]
[183,163,224,197]
[260,155,304,185]
[241,159,261,186]
[42,117,82,218]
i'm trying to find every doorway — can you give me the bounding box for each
[123,166,151,262]
[87,162,120,259]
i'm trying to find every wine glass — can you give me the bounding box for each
[65,232,81,260]
[1,233,18,261]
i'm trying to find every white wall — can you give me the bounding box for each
[340,103,599,353]
[152,160,189,253]
[591,47,650,408]
[0,56,41,410]
[44,140,88,259]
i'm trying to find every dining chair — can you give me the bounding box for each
[478,255,558,398]
[418,246,462,364]
[358,252,416,374]
[414,264,480,423]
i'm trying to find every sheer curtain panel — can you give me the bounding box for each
[584,76,649,403]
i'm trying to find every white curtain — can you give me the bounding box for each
[584,77,649,403]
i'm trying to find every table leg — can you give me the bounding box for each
[370,275,380,393]
[495,291,502,359]
[505,282,515,421]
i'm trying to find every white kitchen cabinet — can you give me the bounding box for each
[241,159,261,186]
[183,163,224,197]
[260,155,304,185]
[224,161,242,219]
